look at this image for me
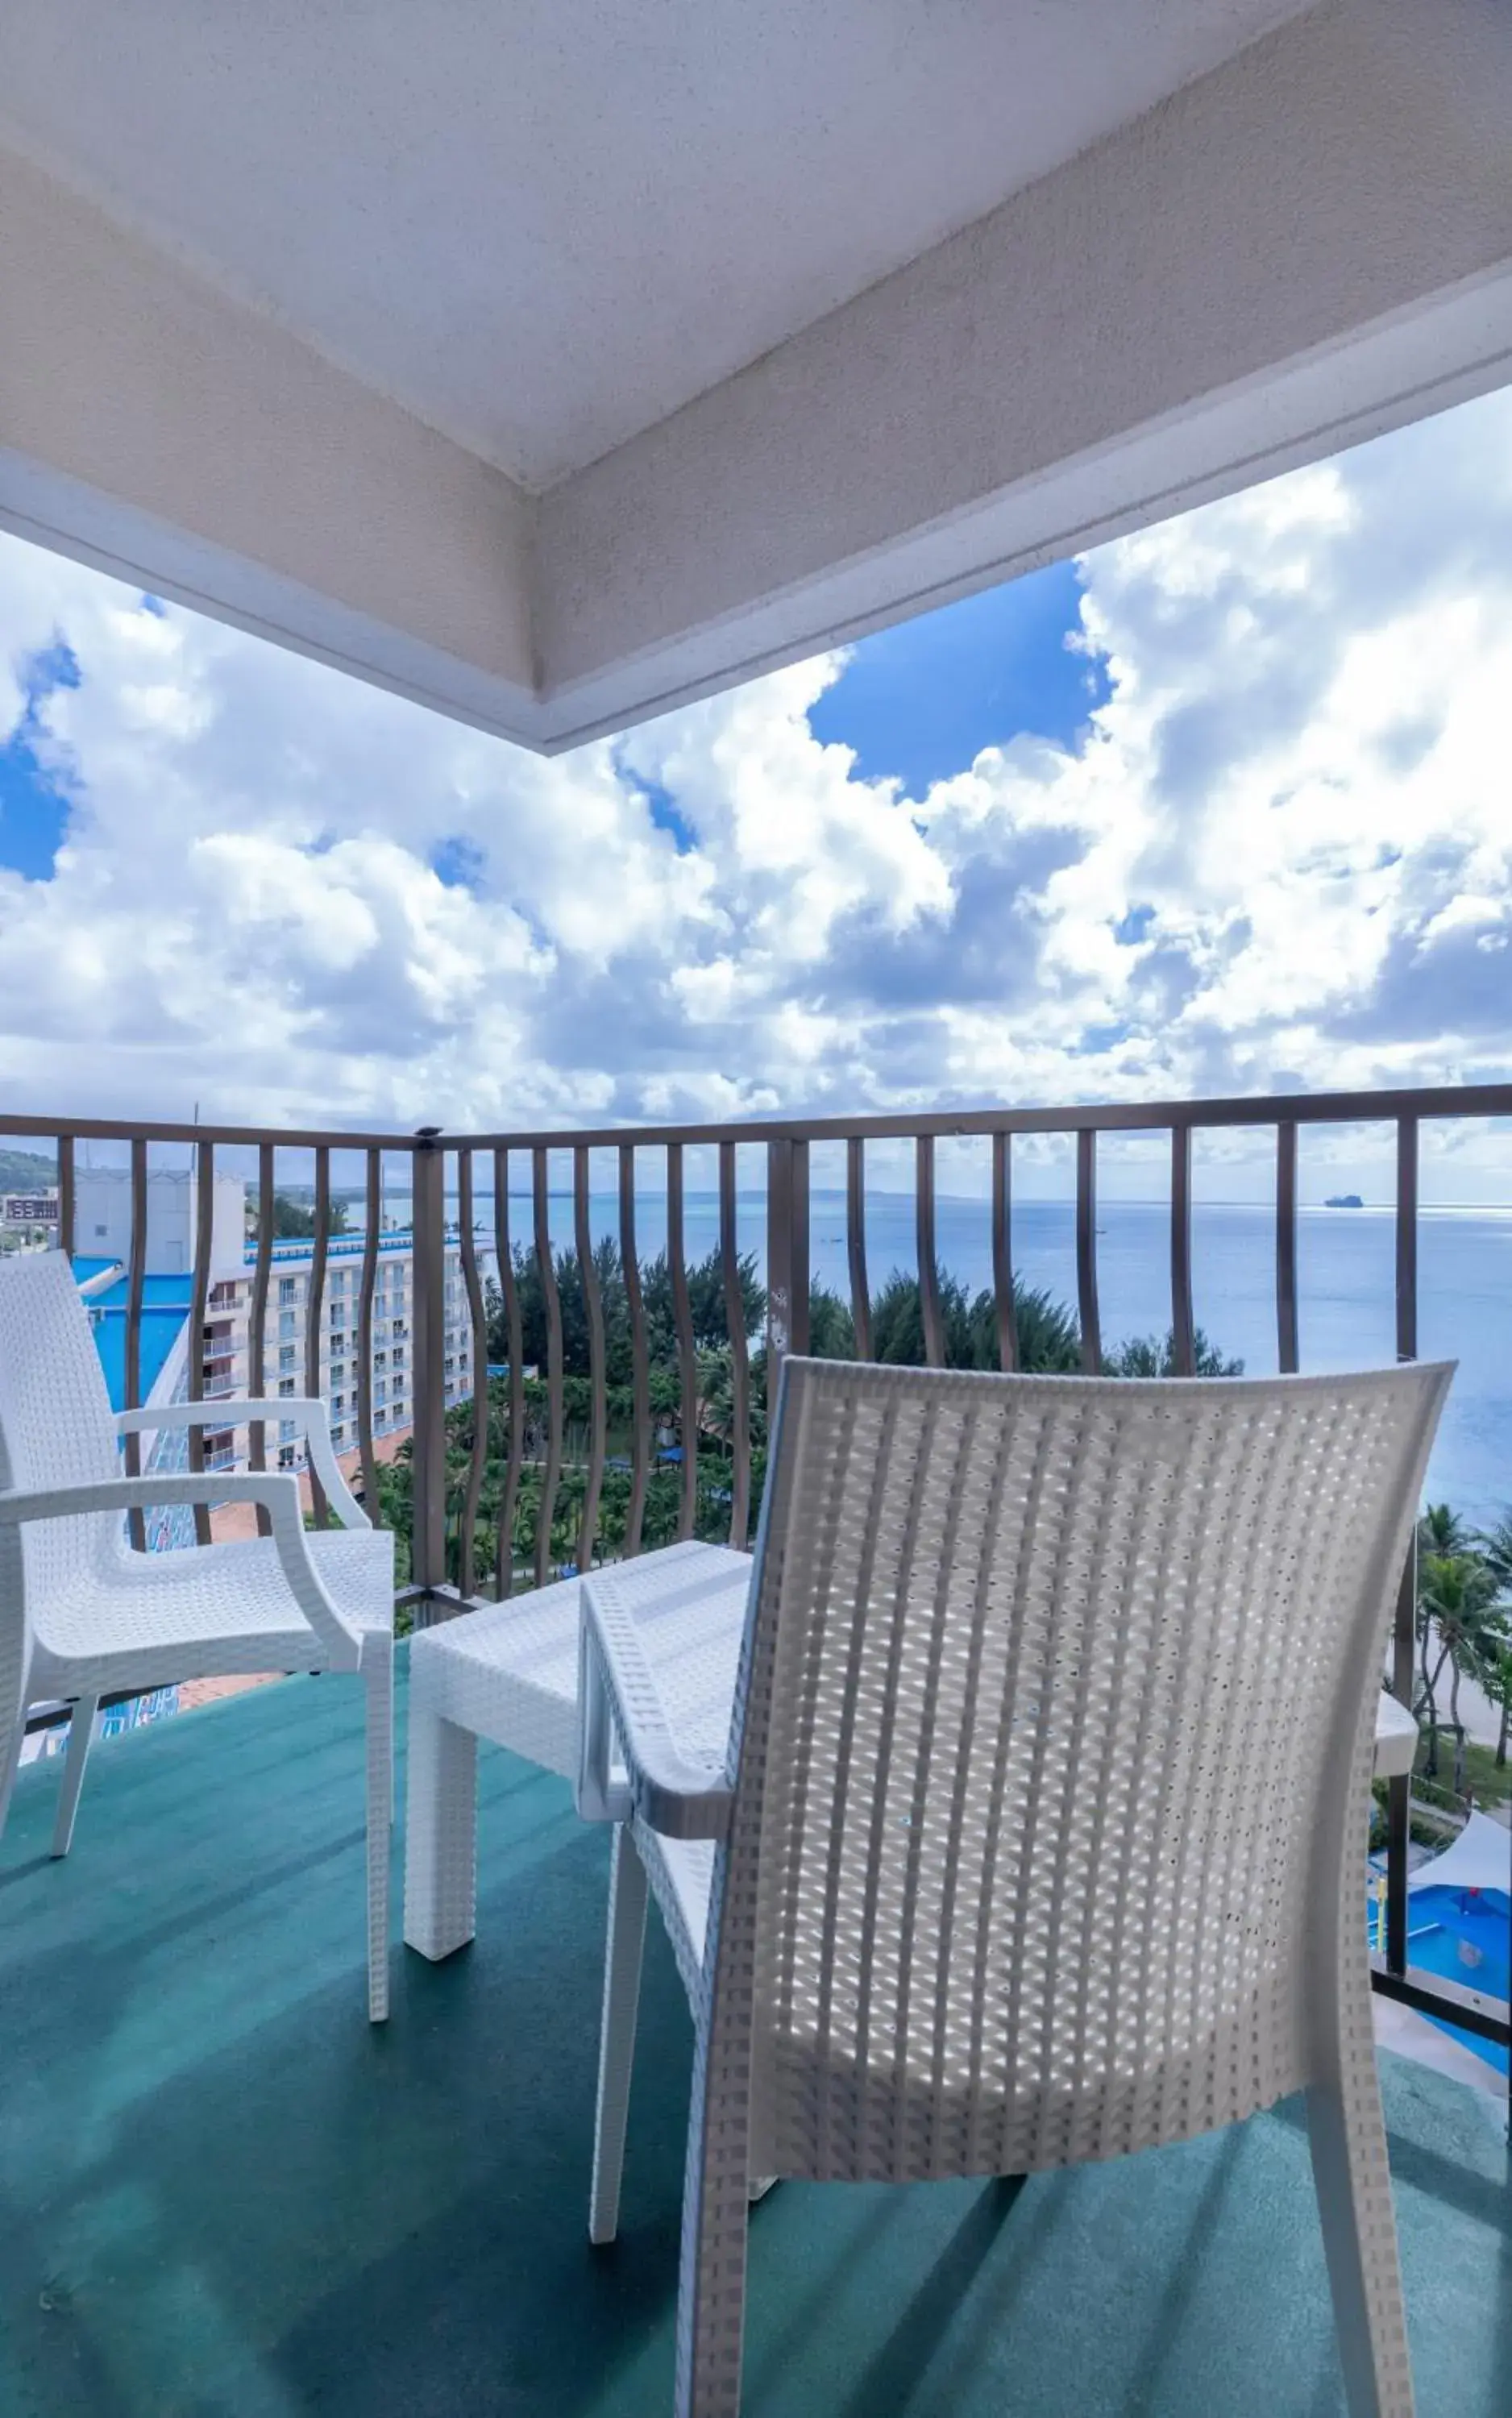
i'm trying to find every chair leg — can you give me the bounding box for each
[0,1714,27,1847]
[675,2015,754,2418]
[52,1696,100,1859]
[364,1652,393,2024]
[589,1824,650,2245]
[402,1697,479,1961]
[1307,2033,1415,2414]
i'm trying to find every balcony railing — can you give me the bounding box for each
[6,1084,1510,2067]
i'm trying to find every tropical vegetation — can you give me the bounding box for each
[373,1240,1512,1818]
[376,1241,1240,1597]
[249,1191,351,1241]
[1414,1504,1512,1791]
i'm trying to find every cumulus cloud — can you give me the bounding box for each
[2,385,1512,1189]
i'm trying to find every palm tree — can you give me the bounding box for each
[1414,1503,1474,1744]
[1419,1502,1471,1557]
[1477,1511,1512,1766]
[1104,1327,1244,1377]
[994,1281,1082,1373]
[1482,1509,1512,1595]
[1478,1626,1512,1770]
[1417,1548,1499,1787]
[694,1343,742,1449]
[865,1270,1082,1373]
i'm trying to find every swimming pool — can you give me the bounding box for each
[73,1257,190,1411]
[1402,1886,1510,2078]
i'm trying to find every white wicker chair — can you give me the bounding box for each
[0,1251,395,2021]
[578,1356,1452,2418]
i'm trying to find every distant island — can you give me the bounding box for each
[1324,1194,1364,1208]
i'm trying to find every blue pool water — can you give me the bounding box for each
[73,1258,191,1412]
[1403,1887,1510,2076]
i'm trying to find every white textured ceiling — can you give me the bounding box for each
[0,0,1303,488]
[6,0,1509,754]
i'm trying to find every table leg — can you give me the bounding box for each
[403,1701,479,1959]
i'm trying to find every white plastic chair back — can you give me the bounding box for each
[719,1358,1451,2185]
[0,1253,126,1649]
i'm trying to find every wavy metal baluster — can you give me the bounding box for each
[56,1134,75,1260]
[248,1143,275,1539]
[1385,1115,1420,1979]
[668,1143,698,1539]
[916,1135,944,1366]
[765,1137,810,1415]
[457,1149,489,1597]
[1170,1124,1196,1377]
[991,1131,1018,1372]
[1076,1128,1101,1373]
[492,1149,524,1600]
[846,1136,871,1361]
[575,1145,606,1577]
[791,1140,811,1356]
[534,1149,563,1589]
[409,1132,447,1604]
[187,1139,214,1545]
[1395,1116,1419,1369]
[357,1150,381,1527]
[719,1140,750,1548]
[620,1144,650,1560]
[124,1137,147,1553]
[1275,1120,1299,1375]
[304,1145,330,1528]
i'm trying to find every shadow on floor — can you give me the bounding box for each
[0,1662,1506,2416]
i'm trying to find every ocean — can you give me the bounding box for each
[441,1190,1512,1530]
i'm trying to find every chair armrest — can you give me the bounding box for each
[0,1473,364,1668]
[117,1396,369,1531]
[577,1572,733,1841]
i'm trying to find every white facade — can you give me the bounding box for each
[75,1166,247,1278]
[199,1240,482,1473]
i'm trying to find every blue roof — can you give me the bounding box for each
[247,1230,422,1265]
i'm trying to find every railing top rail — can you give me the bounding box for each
[0,1113,418,1151]
[453,1082,1512,1153]
[6,1081,1512,1159]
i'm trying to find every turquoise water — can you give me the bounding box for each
[1402,1886,1511,2077]
[73,1258,192,1411]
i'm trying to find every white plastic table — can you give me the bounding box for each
[404,1542,748,1960]
[401,1538,1420,1960]
[1371,1687,1419,1780]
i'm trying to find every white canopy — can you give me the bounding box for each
[1409,1810,1511,1901]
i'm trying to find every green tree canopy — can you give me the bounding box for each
[1417,1545,1501,1785]
[488,1240,764,1384]
[251,1193,351,1241]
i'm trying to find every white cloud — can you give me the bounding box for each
[2,385,1512,1192]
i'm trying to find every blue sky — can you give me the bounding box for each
[2,386,1512,1204]
[0,638,77,880]
[808,563,1106,796]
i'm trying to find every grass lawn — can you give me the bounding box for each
[1413,1729,1512,1812]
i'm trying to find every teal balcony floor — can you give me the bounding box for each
[1,1656,1507,2416]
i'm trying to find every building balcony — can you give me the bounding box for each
[1,1660,1506,2418]
[10,1083,1510,2416]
